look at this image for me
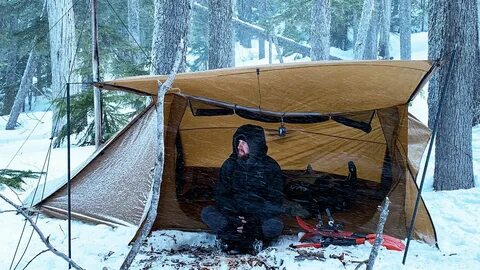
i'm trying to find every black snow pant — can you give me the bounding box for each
[201,206,284,246]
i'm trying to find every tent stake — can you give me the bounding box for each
[66,82,72,269]
[402,50,456,265]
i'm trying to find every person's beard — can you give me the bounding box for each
[238,152,249,160]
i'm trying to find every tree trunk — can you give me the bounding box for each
[47,0,80,135]
[208,0,234,69]
[151,0,191,74]
[6,46,36,130]
[237,0,252,48]
[1,15,19,116]
[258,0,267,59]
[363,0,380,60]
[427,0,445,129]
[379,0,392,59]
[399,0,411,59]
[428,0,477,190]
[128,0,141,45]
[354,0,375,59]
[352,12,359,48]
[474,1,480,126]
[310,0,331,61]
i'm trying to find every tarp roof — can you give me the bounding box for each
[97,60,436,114]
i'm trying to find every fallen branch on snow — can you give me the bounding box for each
[366,197,390,270]
[0,193,84,270]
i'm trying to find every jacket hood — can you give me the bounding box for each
[232,124,268,159]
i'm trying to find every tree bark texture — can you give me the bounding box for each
[475,2,480,126]
[427,0,446,129]
[428,0,477,190]
[208,0,234,69]
[151,0,191,75]
[379,0,392,59]
[310,0,331,61]
[354,0,374,59]
[47,0,80,134]
[6,46,36,130]
[128,0,141,45]
[399,0,411,59]
[363,0,380,60]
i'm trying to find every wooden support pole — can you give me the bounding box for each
[92,0,102,148]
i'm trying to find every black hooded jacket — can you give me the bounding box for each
[215,124,285,220]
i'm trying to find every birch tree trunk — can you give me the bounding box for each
[151,0,191,74]
[379,0,392,59]
[6,46,36,130]
[399,0,411,59]
[354,0,375,59]
[47,0,79,135]
[310,0,331,61]
[208,0,234,69]
[428,0,477,190]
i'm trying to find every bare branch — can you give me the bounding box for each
[22,249,49,270]
[0,193,84,270]
[119,31,189,270]
[366,197,390,270]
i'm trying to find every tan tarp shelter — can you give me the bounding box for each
[31,60,438,245]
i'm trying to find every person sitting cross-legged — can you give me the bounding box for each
[201,124,285,255]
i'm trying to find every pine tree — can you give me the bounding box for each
[47,0,80,135]
[151,0,191,74]
[310,0,331,61]
[354,0,374,59]
[399,0,411,59]
[428,0,478,190]
[208,0,234,69]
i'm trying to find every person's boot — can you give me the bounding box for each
[251,239,264,255]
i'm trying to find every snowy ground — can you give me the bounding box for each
[1,32,480,269]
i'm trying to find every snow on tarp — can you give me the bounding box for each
[31,105,156,227]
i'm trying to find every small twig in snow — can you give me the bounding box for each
[22,249,49,270]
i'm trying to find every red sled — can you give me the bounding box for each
[295,216,406,251]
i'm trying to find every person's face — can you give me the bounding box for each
[237,139,249,158]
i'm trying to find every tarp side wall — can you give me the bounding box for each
[38,106,157,226]
[153,94,207,230]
